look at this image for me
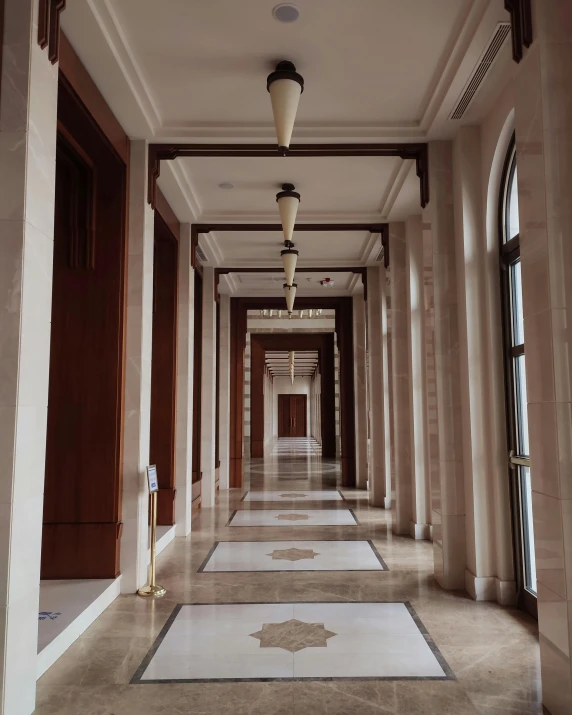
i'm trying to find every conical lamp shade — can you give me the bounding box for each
[267,61,304,150]
[276,184,300,242]
[281,247,298,286]
[283,283,297,314]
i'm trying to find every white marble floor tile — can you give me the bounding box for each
[199,540,386,572]
[227,509,357,527]
[142,653,293,680]
[132,602,450,683]
[243,490,343,502]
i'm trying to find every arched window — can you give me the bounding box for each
[499,136,536,616]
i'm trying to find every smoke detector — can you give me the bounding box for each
[320,277,335,288]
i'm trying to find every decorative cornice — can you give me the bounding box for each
[504,0,533,63]
[148,144,429,211]
[38,0,66,64]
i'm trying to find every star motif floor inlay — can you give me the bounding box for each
[249,619,337,653]
[275,513,310,521]
[132,602,452,681]
[267,547,320,562]
[198,540,387,571]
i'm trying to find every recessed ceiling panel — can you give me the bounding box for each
[179,155,400,218]
[109,0,472,129]
[206,229,371,265]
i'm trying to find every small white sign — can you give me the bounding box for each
[147,465,159,493]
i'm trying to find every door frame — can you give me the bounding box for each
[231,298,355,488]
[250,332,336,458]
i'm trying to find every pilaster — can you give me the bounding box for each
[175,224,195,535]
[0,1,58,711]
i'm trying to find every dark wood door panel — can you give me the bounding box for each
[192,269,203,486]
[293,395,307,437]
[150,212,179,525]
[278,394,307,437]
[42,74,127,579]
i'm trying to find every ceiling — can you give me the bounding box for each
[265,351,319,378]
[60,0,515,298]
[179,156,417,222]
[220,271,363,297]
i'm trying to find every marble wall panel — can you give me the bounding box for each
[121,140,154,594]
[0,1,58,712]
[201,267,217,507]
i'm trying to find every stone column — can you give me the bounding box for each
[424,141,465,590]
[121,140,154,593]
[352,294,368,489]
[0,2,58,711]
[201,267,217,507]
[174,224,195,535]
[381,270,392,507]
[453,126,514,602]
[404,216,431,539]
[423,223,439,542]
[513,4,572,710]
[218,294,231,489]
[366,266,389,507]
[392,222,412,534]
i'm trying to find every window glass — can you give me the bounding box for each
[520,466,537,594]
[510,260,524,346]
[514,354,529,456]
[505,160,520,241]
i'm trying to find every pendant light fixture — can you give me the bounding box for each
[276,183,300,243]
[283,282,297,315]
[281,241,299,286]
[267,61,304,151]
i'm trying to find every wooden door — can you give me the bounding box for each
[150,212,179,525]
[278,395,307,437]
[42,76,127,579]
[292,395,307,437]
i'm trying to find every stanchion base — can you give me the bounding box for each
[137,584,167,598]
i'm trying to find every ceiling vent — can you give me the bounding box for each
[195,244,207,264]
[449,22,511,121]
[375,244,385,262]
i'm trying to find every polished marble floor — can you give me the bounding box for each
[35,438,542,714]
[228,508,358,527]
[243,490,344,502]
[199,540,387,572]
[133,602,450,682]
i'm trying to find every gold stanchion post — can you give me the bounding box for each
[138,466,166,598]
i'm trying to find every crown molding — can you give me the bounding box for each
[85,0,162,132]
[360,232,381,265]
[418,0,490,133]
[379,159,413,217]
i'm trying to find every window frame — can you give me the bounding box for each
[498,135,537,618]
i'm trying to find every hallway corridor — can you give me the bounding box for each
[34,442,540,714]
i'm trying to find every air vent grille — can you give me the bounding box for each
[195,244,207,263]
[449,22,510,120]
[375,245,385,262]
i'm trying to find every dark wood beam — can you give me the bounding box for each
[505,0,533,63]
[148,143,429,210]
[38,0,66,64]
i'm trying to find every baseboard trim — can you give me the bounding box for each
[410,521,431,540]
[465,569,517,605]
